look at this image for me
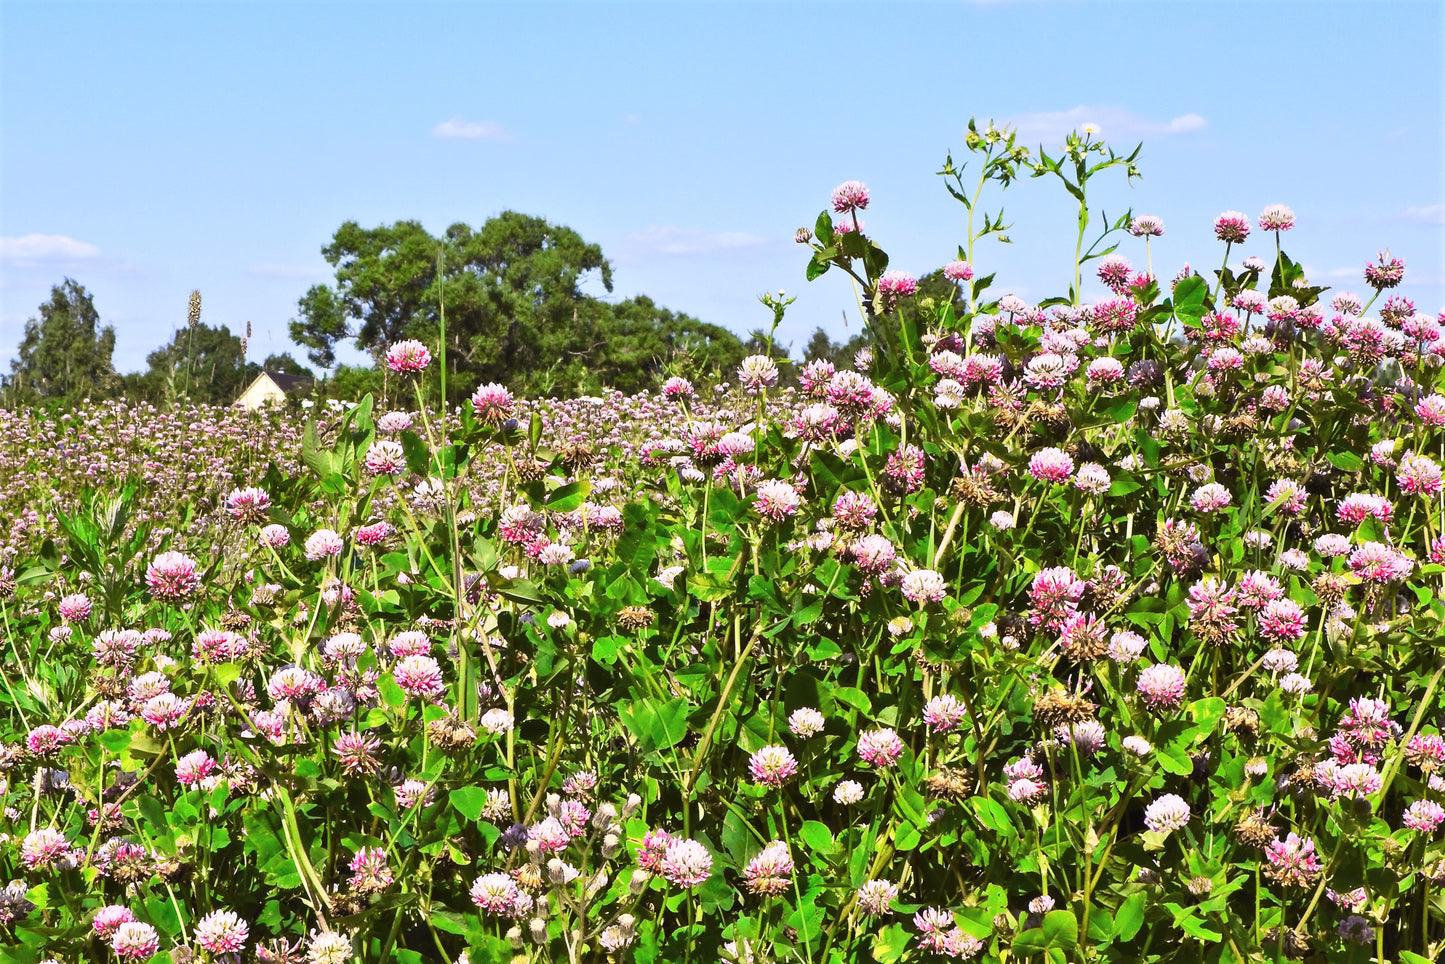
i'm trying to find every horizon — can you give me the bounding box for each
[2,0,1441,378]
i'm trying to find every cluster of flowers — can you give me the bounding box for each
[1,172,1443,963]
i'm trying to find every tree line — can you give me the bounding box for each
[2,211,877,410]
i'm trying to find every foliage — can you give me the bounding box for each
[1,119,1444,964]
[5,279,120,407]
[126,323,256,407]
[289,212,746,399]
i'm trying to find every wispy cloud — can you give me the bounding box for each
[623,226,769,257]
[432,118,513,141]
[0,234,102,265]
[247,263,327,280]
[1007,106,1206,144]
[1402,204,1445,225]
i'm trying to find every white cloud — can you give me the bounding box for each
[623,226,769,257]
[248,263,327,279]
[0,234,102,265]
[1402,205,1445,225]
[432,118,513,141]
[1007,106,1207,144]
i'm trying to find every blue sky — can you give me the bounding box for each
[2,1,1441,376]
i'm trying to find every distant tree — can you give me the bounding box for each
[319,364,384,403]
[589,296,747,395]
[290,212,738,399]
[135,323,257,407]
[915,267,969,316]
[261,353,313,378]
[6,279,120,405]
[800,326,871,370]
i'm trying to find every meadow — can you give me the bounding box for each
[1,123,1442,964]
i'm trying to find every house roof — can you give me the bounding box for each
[261,371,313,393]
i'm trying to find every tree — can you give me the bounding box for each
[261,353,313,378]
[134,323,258,407]
[7,279,120,405]
[290,212,740,399]
[800,326,871,370]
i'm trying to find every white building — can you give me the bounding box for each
[234,371,313,410]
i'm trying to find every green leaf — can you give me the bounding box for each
[870,923,909,963]
[1186,697,1227,737]
[545,480,591,512]
[1157,742,1193,775]
[831,686,872,714]
[97,729,132,755]
[449,787,488,822]
[1086,906,1115,944]
[815,211,836,247]
[798,820,835,855]
[1171,276,1208,328]
[1041,910,1078,947]
[378,674,406,709]
[1326,450,1365,472]
[1176,912,1222,942]
[1115,892,1146,942]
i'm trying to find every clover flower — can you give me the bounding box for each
[1143,794,1191,834]
[385,340,432,373]
[831,180,870,214]
[196,910,250,954]
[1213,211,1251,243]
[857,728,905,767]
[146,551,201,599]
[659,838,713,887]
[748,745,798,787]
[1137,664,1187,711]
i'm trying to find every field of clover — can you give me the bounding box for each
[2,118,1444,964]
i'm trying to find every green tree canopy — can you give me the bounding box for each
[7,279,120,405]
[128,323,254,406]
[801,326,871,371]
[261,353,313,378]
[290,212,743,398]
